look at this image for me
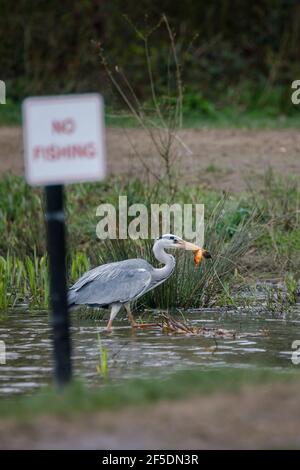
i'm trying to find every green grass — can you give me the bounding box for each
[249,169,300,275]
[104,80,300,129]
[1,101,300,129]
[1,368,298,421]
[205,163,221,173]
[0,101,21,126]
[0,174,261,310]
[0,252,49,309]
[0,171,299,311]
[0,251,92,309]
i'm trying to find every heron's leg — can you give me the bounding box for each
[124,303,137,328]
[107,303,122,330]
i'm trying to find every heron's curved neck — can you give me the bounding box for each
[152,242,176,282]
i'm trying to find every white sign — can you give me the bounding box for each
[22,94,106,186]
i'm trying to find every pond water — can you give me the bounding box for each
[0,306,300,397]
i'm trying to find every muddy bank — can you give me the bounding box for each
[0,127,300,191]
[1,381,300,449]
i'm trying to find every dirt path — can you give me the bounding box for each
[1,381,300,449]
[1,127,299,191]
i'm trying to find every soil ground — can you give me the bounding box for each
[1,126,300,190]
[1,382,300,449]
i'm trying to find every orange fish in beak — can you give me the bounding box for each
[193,249,212,266]
[194,249,202,266]
[178,239,211,266]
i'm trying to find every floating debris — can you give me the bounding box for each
[159,312,236,338]
[159,312,270,339]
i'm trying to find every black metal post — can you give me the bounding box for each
[45,185,72,387]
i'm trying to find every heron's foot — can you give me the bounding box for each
[106,319,114,331]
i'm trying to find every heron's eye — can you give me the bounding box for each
[170,236,174,240]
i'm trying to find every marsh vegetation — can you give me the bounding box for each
[0,170,299,313]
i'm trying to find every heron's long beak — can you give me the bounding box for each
[182,240,202,251]
[180,240,212,260]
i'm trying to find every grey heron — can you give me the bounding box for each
[68,234,211,329]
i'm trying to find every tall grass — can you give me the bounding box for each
[0,252,91,310]
[0,172,298,312]
[249,168,300,276]
[0,198,258,310]
[0,252,49,309]
[0,174,44,257]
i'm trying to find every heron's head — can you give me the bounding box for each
[156,234,211,259]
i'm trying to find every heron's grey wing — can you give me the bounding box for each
[69,263,152,306]
[70,265,109,291]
